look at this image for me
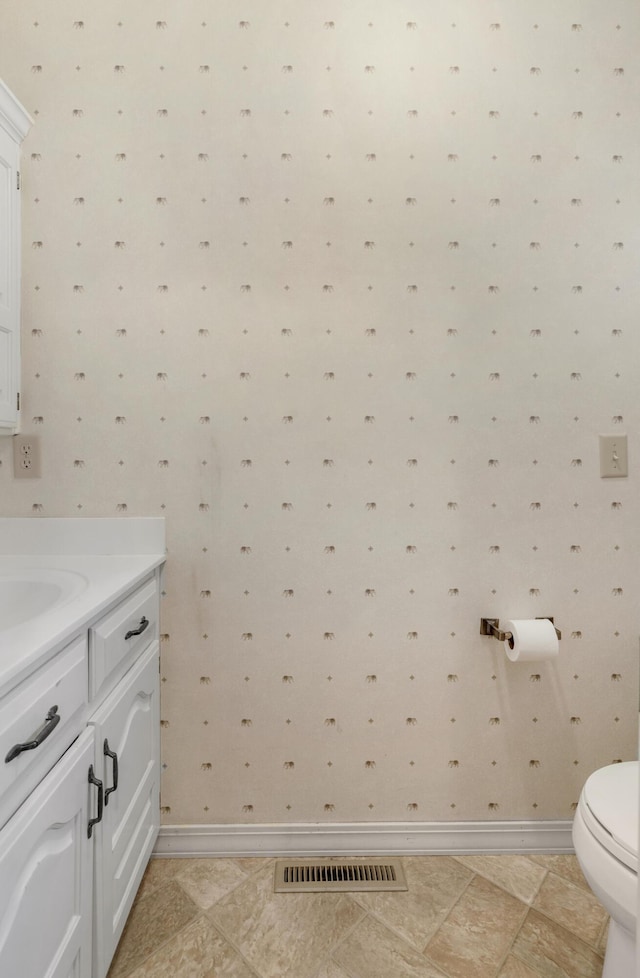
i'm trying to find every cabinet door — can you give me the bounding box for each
[0,728,95,978]
[0,124,19,429]
[89,641,160,978]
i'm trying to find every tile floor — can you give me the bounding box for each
[107,854,608,978]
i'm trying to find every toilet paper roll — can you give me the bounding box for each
[503,618,559,662]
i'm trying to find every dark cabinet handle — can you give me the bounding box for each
[124,616,149,641]
[103,738,119,805]
[88,765,103,838]
[5,705,61,763]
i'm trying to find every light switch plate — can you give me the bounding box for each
[599,434,628,478]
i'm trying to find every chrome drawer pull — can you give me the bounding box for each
[124,616,149,641]
[5,705,61,763]
[103,738,119,804]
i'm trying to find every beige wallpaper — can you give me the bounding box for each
[0,2,638,826]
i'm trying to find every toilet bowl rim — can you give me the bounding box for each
[576,793,638,873]
[573,804,637,939]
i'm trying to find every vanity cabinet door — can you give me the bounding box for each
[0,727,95,978]
[89,641,160,978]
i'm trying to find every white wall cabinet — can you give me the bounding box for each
[0,571,161,978]
[0,79,31,432]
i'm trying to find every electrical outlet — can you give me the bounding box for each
[13,434,41,479]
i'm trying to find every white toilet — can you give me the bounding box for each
[572,761,638,978]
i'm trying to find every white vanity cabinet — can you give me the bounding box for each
[0,79,31,431]
[88,632,160,978]
[0,568,162,978]
[0,727,95,978]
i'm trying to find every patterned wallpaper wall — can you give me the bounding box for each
[0,1,639,826]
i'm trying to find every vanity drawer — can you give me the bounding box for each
[89,577,158,703]
[0,635,87,827]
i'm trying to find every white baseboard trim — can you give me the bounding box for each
[154,819,574,858]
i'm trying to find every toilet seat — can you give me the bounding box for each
[580,761,638,873]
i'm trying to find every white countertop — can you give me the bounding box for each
[0,519,166,695]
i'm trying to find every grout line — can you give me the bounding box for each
[489,901,531,978]
[528,870,609,951]
[529,863,548,905]
[596,914,610,953]
[426,864,477,936]
[417,869,479,978]
[525,899,608,956]
[509,944,547,978]
[351,894,465,962]
[450,853,550,906]
[108,909,207,978]
[306,903,371,978]
[106,875,195,978]
[205,916,264,978]
[419,870,530,978]
[172,856,272,910]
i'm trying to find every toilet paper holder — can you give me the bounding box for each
[480,617,561,642]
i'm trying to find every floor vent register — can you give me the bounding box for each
[274,857,408,893]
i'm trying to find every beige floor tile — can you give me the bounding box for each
[313,961,356,978]
[528,855,589,890]
[232,857,274,874]
[108,880,201,978]
[597,918,609,957]
[208,862,365,978]
[425,875,527,978]
[533,873,608,947]
[454,855,547,904]
[511,908,604,978]
[175,858,251,909]
[497,955,542,978]
[125,914,257,978]
[354,855,473,951]
[108,855,609,978]
[134,855,184,901]
[332,915,449,978]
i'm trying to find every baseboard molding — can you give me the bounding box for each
[154,819,574,858]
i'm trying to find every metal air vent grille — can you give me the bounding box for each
[274,857,407,893]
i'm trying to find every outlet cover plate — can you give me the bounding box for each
[13,434,41,479]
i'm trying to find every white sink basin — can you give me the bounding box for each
[0,568,88,631]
